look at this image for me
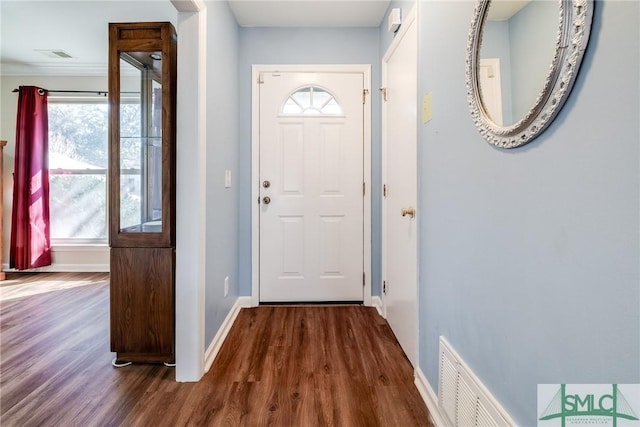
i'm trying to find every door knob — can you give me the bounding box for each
[263,180,271,188]
[401,207,415,218]
[263,196,271,205]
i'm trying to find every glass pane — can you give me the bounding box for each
[151,80,162,138]
[283,98,302,114]
[48,102,108,241]
[311,89,331,109]
[321,98,341,114]
[49,103,108,169]
[148,80,163,222]
[120,56,142,231]
[119,136,142,230]
[283,86,342,115]
[147,138,162,222]
[291,87,311,107]
[50,174,107,239]
[119,52,163,233]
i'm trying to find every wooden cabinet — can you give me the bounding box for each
[108,22,177,365]
[110,247,174,361]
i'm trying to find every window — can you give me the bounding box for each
[48,97,143,243]
[282,86,343,115]
[48,100,109,243]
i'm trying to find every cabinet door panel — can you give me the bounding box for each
[108,22,176,248]
[110,247,174,361]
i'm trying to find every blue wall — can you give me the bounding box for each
[237,27,382,296]
[418,0,639,424]
[204,0,240,345]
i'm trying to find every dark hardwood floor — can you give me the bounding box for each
[0,272,432,426]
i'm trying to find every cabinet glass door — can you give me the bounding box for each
[119,52,163,233]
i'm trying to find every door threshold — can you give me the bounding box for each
[259,301,364,306]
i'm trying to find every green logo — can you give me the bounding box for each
[539,384,639,427]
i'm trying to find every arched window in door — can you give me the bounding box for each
[282,86,343,115]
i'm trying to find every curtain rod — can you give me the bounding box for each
[12,89,140,96]
[12,88,108,96]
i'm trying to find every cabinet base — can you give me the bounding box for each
[112,352,174,365]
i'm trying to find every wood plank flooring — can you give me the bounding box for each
[1,272,432,426]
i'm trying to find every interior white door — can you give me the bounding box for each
[479,58,504,125]
[259,71,364,302]
[382,10,418,366]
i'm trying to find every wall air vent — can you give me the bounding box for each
[438,336,516,426]
[34,49,73,59]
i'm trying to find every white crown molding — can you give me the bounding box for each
[1,62,108,77]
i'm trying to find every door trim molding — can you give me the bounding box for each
[251,64,372,306]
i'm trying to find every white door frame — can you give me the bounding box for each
[173,0,207,382]
[251,64,372,306]
[381,6,418,359]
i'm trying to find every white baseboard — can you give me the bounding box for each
[415,366,447,427]
[3,263,110,273]
[371,296,383,317]
[204,296,253,372]
[237,296,255,308]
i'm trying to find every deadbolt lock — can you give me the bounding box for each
[263,180,271,188]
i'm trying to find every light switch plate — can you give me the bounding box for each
[225,170,231,188]
[422,93,433,124]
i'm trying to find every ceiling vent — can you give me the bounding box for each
[34,49,73,59]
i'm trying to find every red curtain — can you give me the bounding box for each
[10,86,52,270]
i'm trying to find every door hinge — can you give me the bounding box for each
[363,272,366,287]
[363,182,365,196]
[379,87,387,102]
[257,72,264,84]
[362,88,369,104]
[383,280,387,294]
[383,184,387,198]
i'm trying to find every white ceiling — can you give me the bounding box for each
[1,1,179,76]
[487,0,530,21]
[0,0,390,76]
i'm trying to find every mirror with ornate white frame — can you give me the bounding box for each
[466,0,594,148]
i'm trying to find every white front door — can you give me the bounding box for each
[382,9,418,366]
[258,71,365,302]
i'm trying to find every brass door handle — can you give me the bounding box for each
[401,207,415,218]
[263,196,271,205]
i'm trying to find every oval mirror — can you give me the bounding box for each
[466,0,594,148]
